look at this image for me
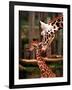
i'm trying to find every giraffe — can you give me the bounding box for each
[30,38,56,78]
[30,15,63,78]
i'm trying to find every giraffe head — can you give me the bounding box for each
[29,38,47,52]
[40,21,56,49]
[40,16,63,36]
[29,39,39,51]
[40,16,63,48]
[40,21,58,37]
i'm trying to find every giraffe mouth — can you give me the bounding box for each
[29,39,39,51]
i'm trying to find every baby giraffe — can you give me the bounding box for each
[30,38,56,78]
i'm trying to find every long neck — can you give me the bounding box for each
[35,47,56,77]
[35,48,41,61]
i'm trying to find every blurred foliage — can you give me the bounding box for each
[23,38,29,44]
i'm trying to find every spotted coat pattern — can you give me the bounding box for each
[36,48,56,78]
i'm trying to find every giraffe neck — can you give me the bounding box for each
[35,47,56,78]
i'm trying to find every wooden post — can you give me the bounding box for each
[29,12,35,59]
[29,12,35,42]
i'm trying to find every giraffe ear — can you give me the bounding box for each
[40,21,42,24]
[40,21,44,25]
[40,21,47,30]
[40,21,43,24]
[40,21,46,25]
